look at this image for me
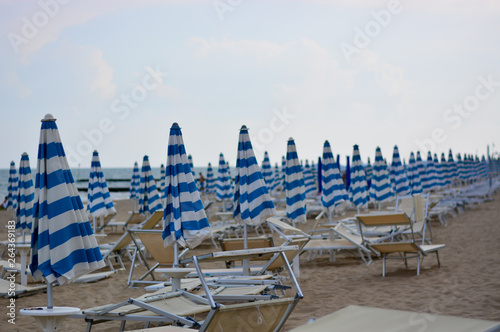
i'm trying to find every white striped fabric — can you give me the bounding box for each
[415,152,426,188]
[422,152,438,191]
[261,151,273,189]
[7,161,18,219]
[407,152,423,194]
[369,147,394,203]
[163,123,211,249]
[216,153,232,201]
[303,160,317,198]
[233,126,276,226]
[16,153,34,231]
[350,145,368,208]
[447,150,458,184]
[129,162,140,199]
[433,154,445,189]
[390,146,410,195]
[159,164,166,199]
[138,155,163,215]
[285,138,306,224]
[440,153,452,187]
[321,141,348,211]
[30,114,105,285]
[206,163,216,193]
[86,150,116,218]
[270,163,281,192]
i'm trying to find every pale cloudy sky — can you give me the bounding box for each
[1,0,499,170]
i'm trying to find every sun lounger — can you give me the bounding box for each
[356,212,445,276]
[0,278,47,298]
[289,305,500,332]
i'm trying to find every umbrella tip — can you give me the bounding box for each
[171,122,180,128]
[240,125,248,130]
[22,152,28,156]
[42,114,56,122]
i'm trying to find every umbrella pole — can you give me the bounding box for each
[99,215,104,234]
[92,217,97,233]
[47,281,53,309]
[173,242,179,268]
[243,224,249,275]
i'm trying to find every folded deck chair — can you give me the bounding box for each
[100,210,151,232]
[290,305,500,332]
[356,212,445,276]
[301,223,373,265]
[0,278,47,298]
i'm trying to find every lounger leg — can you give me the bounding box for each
[435,251,441,268]
[119,320,126,332]
[417,253,421,276]
[382,255,386,277]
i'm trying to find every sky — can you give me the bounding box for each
[1,0,499,170]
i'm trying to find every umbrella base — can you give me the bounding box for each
[20,306,80,332]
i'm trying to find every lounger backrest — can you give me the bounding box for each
[106,232,132,253]
[334,224,363,246]
[396,195,414,220]
[137,232,175,265]
[265,237,309,271]
[138,210,164,230]
[201,297,297,332]
[220,237,274,262]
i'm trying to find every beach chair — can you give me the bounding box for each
[99,210,148,232]
[219,236,274,268]
[0,278,47,298]
[356,212,445,276]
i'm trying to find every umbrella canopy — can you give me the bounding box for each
[233,125,276,226]
[390,145,410,196]
[206,163,216,194]
[270,163,281,192]
[369,147,394,204]
[321,140,348,211]
[86,150,116,219]
[30,114,105,285]
[285,138,306,224]
[415,152,426,187]
[159,164,166,200]
[162,123,211,250]
[261,151,273,189]
[447,150,458,184]
[281,155,286,190]
[129,161,140,200]
[138,155,163,215]
[407,152,423,194]
[188,154,195,177]
[440,153,452,187]
[16,153,34,231]
[303,160,317,198]
[365,157,373,189]
[216,153,232,202]
[350,144,368,209]
[433,153,445,189]
[422,151,438,191]
[7,161,19,219]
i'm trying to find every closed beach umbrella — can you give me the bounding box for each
[415,152,426,186]
[350,145,368,212]
[285,138,306,225]
[390,145,410,196]
[270,163,281,192]
[163,123,211,262]
[365,157,373,189]
[206,163,216,194]
[422,152,438,191]
[30,114,105,308]
[447,150,458,185]
[369,147,394,207]
[138,155,163,216]
[261,151,273,189]
[321,141,348,217]
[188,154,195,177]
[216,153,232,208]
[433,154,445,189]
[281,156,286,190]
[7,161,19,219]
[159,164,166,200]
[233,125,276,226]
[407,152,423,194]
[129,161,140,212]
[440,153,452,187]
[16,153,34,233]
[86,150,116,226]
[303,160,317,198]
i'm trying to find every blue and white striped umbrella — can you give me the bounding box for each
[216,153,232,202]
[447,150,458,184]
[206,163,216,194]
[433,154,445,189]
[7,161,19,219]
[129,162,140,200]
[138,155,163,216]
[87,150,116,219]
[440,153,452,187]
[390,146,410,196]
[16,153,34,231]
[163,123,211,251]
[369,147,394,205]
[422,152,437,191]
[285,138,306,224]
[415,152,426,185]
[281,155,286,190]
[261,151,273,189]
[350,145,368,210]
[311,160,319,189]
[407,152,423,194]
[270,163,281,192]
[30,114,105,286]
[321,141,348,212]
[303,160,317,198]
[159,164,166,200]
[233,126,276,226]
[365,157,373,189]
[188,154,195,177]
[479,156,489,178]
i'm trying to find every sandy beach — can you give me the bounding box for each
[0,192,499,331]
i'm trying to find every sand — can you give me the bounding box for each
[0,192,499,331]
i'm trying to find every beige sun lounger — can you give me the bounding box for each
[290,305,500,332]
[0,278,47,298]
